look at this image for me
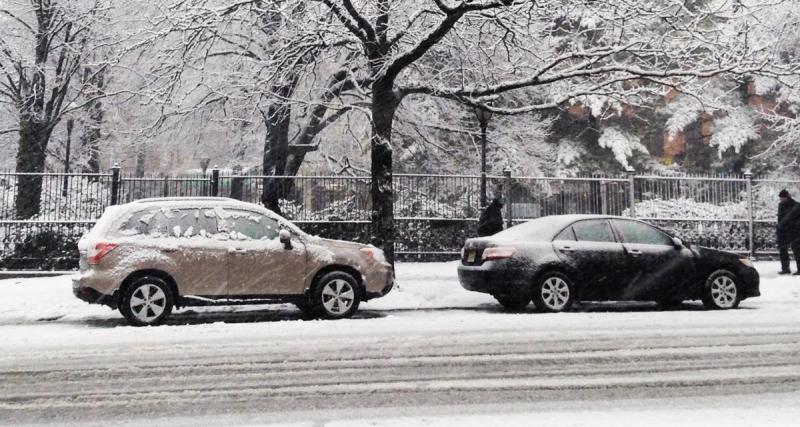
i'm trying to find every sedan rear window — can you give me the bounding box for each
[554,227,576,241]
[572,220,616,243]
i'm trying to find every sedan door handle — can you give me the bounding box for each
[559,246,575,253]
[161,247,178,253]
[228,247,249,254]
[628,249,642,256]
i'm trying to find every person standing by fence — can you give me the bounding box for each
[777,189,800,275]
[478,196,504,237]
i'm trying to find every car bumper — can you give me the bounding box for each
[739,267,760,299]
[364,263,394,300]
[458,263,531,297]
[72,272,118,308]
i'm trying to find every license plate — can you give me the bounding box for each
[467,251,476,263]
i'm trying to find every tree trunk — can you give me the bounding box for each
[134,149,146,200]
[261,101,292,215]
[370,82,398,264]
[81,67,105,175]
[14,121,50,219]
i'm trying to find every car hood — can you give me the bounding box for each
[308,236,367,251]
[691,244,743,262]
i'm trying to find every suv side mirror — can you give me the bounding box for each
[279,229,293,250]
[672,237,683,248]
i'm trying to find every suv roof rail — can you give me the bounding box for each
[131,197,242,204]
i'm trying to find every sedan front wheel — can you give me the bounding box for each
[702,270,741,310]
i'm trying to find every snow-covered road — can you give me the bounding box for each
[1,262,799,426]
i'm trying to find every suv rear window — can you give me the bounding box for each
[117,207,219,238]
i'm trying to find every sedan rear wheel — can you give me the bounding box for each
[702,270,741,310]
[311,272,361,319]
[532,272,574,313]
[119,276,174,326]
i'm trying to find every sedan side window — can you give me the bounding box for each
[613,220,673,246]
[572,220,616,243]
[554,227,576,241]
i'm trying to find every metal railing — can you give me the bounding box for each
[0,165,797,269]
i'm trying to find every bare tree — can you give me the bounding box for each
[0,0,112,218]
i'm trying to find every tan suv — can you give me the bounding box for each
[73,197,394,326]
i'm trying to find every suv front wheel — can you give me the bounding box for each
[120,276,174,326]
[311,271,361,319]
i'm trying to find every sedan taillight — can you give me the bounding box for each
[88,243,118,265]
[482,247,515,261]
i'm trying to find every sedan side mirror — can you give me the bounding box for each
[279,229,293,250]
[672,237,683,249]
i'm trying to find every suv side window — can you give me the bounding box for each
[572,220,616,243]
[118,207,219,238]
[612,220,673,246]
[216,209,280,241]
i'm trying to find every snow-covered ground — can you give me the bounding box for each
[1,261,799,426]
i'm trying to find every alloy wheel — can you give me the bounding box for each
[129,284,167,323]
[541,277,570,311]
[710,275,738,309]
[321,279,355,315]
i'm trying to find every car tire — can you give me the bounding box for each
[311,271,361,319]
[494,295,530,311]
[119,276,174,326]
[532,271,575,313]
[702,270,741,310]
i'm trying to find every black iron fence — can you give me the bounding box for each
[0,166,794,270]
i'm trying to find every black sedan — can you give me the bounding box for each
[458,215,759,312]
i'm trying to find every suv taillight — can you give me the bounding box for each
[88,243,118,265]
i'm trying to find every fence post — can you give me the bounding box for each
[626,166,636,218]
[744,169,755,259]
[211,165,220,197]
[162,175,169,197]
[600,180,608,215]
[110,163,120,206]
[503,167,513,228]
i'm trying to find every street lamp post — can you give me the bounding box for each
[473,105,493,208]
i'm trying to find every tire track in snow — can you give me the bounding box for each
[1,325,800,423]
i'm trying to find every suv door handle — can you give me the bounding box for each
[161,247,178,253]
[559,246,575,253]
[228,247,249,254]
[628,249,642,256]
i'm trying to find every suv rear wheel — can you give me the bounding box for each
[119,276,174,326]
[311,271,361,319]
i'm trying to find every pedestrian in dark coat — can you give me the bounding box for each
[777,189,800,274]
[478,197,504,237]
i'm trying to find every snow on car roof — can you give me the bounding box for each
[128,197,263,211]
[493,214,629,241]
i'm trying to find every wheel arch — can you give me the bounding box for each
[307,264,365,296]
[119,269,180,307]
[531,262,591,298]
